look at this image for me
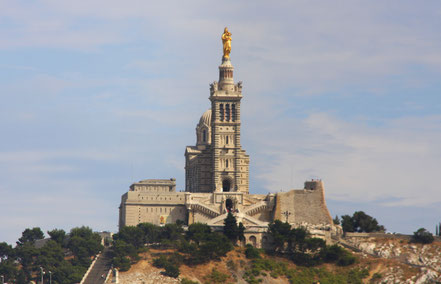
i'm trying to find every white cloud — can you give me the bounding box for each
[250,113,441,206]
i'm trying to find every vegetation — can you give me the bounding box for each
[411,228,434,244]
[203,268,229,284]
[267,220,355,267]
[113,221,234,273]
[243,257,368,284]
[0,226,103,284]
[245,244,261,259]
[340,211,385,233]
[223,212,245,243]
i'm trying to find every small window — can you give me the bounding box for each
[203,130,206,142]
[220,104,224,121]
[232,104,236,121]
[226,159,229,168]
[226,135,229,144]
[226,104,230,121]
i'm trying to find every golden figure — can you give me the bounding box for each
[222,27,232,59]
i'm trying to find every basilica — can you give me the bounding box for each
[119,29,336,247]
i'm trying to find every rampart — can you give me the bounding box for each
[274,180,333,226]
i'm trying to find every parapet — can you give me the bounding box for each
[304,179,324,191]
[130,178,176,192]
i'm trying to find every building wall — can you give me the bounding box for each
[275,180,333,226]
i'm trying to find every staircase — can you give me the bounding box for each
[81,248,112,284]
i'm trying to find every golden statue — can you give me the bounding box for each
[222,27,232,59]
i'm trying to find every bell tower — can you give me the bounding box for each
[209,53,249,193]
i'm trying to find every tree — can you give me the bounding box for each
[48,229,66,245]
[353,211,385,233]
[268,220,291,252]
[411,228,434,244]
[341,215,354,233]
[17,227,44,245]
[341,212,385,233]
[333,215,340,225]
[0,242,14,261]
[67,226,103,267]
[186,223,211,245]
[223,212,239,242]
[114,226,144,248]
[137,223,161,244]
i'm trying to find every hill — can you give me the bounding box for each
[107,237,441,283]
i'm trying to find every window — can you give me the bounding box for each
[220,104,224,121]
[226,104,230,121]
[226,135,229,145]
[203,130,206,142]
[232,104,236,121]
[226,159,229,168]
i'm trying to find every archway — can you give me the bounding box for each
[222,179,231,192]
[249,235,257,247]
[226,198,233,212]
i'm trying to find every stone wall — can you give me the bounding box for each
[275,180,332,226]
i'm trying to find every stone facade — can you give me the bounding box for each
[119,54,336,247]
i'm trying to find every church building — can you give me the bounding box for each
[119,29,336,247]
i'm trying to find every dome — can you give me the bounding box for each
[198,109,212,127]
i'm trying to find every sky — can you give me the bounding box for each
[1,0,441,245]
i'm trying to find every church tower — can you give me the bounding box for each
[209,55,249,193]
[185,28,249,194]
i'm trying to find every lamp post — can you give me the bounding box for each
[282,210,291,223]
[1,275,4,284]
[40,267,44,284]
[48,271,52,284]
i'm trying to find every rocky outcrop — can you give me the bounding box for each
[344,236,441,283]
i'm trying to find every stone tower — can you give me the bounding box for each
[210,56,249,193]
[184,56,249,193]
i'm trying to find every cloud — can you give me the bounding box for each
[250,112,441,206]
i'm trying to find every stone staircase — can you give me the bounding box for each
[243,201,268,216]
[81,247,112,284]
[189,202,220,218]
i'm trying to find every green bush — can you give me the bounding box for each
[181,278,199,284]
[164,263,180,278]
[245,244,261,259]
[411,228,434,244]
[203,268,229,284]
[153,255,169,268]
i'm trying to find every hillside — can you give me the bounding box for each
[106,237,441,284]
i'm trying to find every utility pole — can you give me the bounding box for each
[1,275,4,284]
[40,267,44,284]
[49,271,52,284]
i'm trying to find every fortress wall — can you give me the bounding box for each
[121,204,187,226]
[276,180,333,225]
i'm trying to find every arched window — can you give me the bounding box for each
[249,236,257,247]
[222,179,231,192]
[203,130,206,142]
[226,104,230,121]
[220,104,224,121]
[232,104,236,121]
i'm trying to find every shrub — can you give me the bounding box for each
[153,255,168,268]
[411,228,434,244]
[164,263,180,278]
[203,268,229,284]
[181,278,199,284]
[245,244,261,259]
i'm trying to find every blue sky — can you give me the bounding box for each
[1,1,441,244]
